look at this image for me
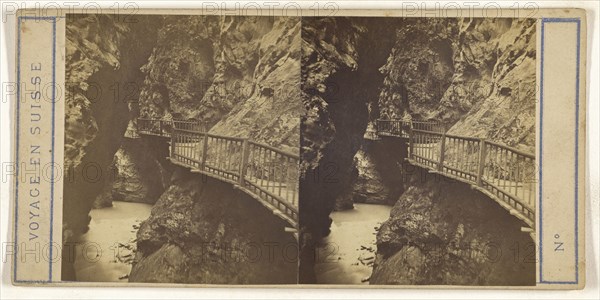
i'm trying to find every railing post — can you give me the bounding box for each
[170,127,176,159]
[159,120,163,135]
[437,133,446,172]
[239,138,250,186]
[408,122,414,159]
[476,138,487,186]
[200,133,209,171]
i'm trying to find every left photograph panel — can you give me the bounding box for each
[62,14,301,284]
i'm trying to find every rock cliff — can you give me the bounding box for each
[370,18,536,285]
[300,17,536,285]
[129,169,297,284]
[137,16,301,150]
[129,16,302,283]
[299,17,400,282]
[370,169,535,285]
[63,14,160,280]
[65,15,301,283]
[379,18,536,151]
[92,138,172,208]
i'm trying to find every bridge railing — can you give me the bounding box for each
[167,125,299,226]
[138,118,206,137]
[409,128,535,227]
[376,119,444,138]
[244,142,299,222]
[137,118,173,137]
[173,119,206,132]
[376,119,410,138]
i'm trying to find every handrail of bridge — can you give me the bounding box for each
[136,118,299,229]
[376,119,446,138]
[137,118,209,137]
[376,119,536,229]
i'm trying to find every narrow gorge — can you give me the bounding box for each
[64,15,301,283]
[300,17,536,285]
[64,15,537,286]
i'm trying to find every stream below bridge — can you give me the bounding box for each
[73,201,153,282]
[314,203,392,284]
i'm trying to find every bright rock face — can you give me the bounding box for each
[65,15,301,283]
[66,15,535,285]
[300,17,536,284]
[137,16,301,151]
[379,18,536,151]
[129,16,302,283]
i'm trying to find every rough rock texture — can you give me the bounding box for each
[210,17,301,151]
[138,16,302,151]
[300,17,536,285]
[93,138,172,208]
[446,19,536,153]
[350,139,407,206]
[370,169,535,285]
[378,19,457,122]
[137,16,218,121]
[129,169,297,284]
[378,18,536,152]
[299,17,400,283]
[63,15,159,280]
[371,18,537,285]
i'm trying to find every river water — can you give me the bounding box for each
[73,201,153,282]
[314,203,392,284]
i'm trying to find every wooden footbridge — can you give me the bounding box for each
[133,118,299,232]
[374,119,536,236]
[129,117,534,237]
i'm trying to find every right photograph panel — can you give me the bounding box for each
[299,17,537,286]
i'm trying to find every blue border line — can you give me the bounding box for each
[538,17,581,285]
[574,18,581,285]
[49,16,57,280]
[13,15,57,284]
[14,15,21,285]
[538,19,544,282]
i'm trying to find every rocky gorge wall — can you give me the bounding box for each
[137,16,301,151]
[379,18,536,151]
[92,137,172,208]
[370,167,535,285]
[299,17,402,282]
[299,17,536,284]
[65,15,536,284]
[129,169,297,284]
[370,18,536,285]
[64,15,302,282]
[63,14,160,280]
[127,16,302,282]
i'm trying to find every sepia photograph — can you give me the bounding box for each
[300,17,537,285]
[62,14,301,284]
[6,4,591,294]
